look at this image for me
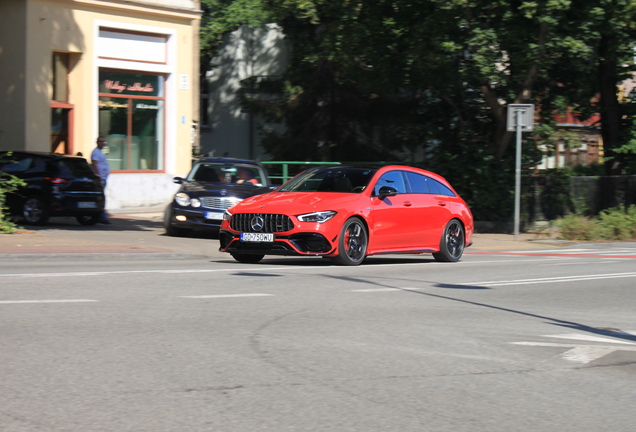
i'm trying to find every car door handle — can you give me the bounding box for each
[403,201,412,207]
[438,201,447,206]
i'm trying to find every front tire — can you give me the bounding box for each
[333,217,367,266]
[231,253,264,264]
[22,195,49,225]
[433,219,465,262]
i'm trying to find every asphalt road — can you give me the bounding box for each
[1,247,635,431]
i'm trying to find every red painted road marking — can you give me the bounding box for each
[465,251,636,259]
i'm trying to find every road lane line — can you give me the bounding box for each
[351,288,402,292]
[462,272,636,287]
[0,258,584,279]
[541,260,620,266]
[179,294,274,299]
[0,299,98,304]
[545,333,636,345]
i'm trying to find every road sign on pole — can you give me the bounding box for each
[507,104,535,131]
[507,104,535,241]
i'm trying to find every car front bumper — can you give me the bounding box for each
[168,207,225,230]
[219,228,336,256]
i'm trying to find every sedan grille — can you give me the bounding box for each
[200,197,242,210]
[231,213,294,233]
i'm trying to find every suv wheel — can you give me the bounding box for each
[22,195,49,225]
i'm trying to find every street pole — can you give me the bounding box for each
[514,109,522,241]
[507,104,533,242]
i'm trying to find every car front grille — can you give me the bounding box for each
[200,197,242,210]
[230,213,294,233]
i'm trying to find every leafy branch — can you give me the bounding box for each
[0,153,25,234]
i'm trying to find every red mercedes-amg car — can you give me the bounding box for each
[219,165,473,265]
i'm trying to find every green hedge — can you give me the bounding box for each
[558,205,636,241]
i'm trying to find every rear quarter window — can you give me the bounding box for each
[429,178,456,197]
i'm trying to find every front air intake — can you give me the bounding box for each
[230,213,294,233]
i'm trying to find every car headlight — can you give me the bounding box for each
[223,210,232,221]
[297,211,337,223]
[190,198,201,208]
[175,192,190,206]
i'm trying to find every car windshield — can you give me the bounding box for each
[279,167,377,193]
[187,162,266,186]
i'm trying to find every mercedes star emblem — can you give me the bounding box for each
[250,216,265,231]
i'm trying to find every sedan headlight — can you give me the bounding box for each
[190,198,201,208]
[297,211,337,223]
[175,192,190,206]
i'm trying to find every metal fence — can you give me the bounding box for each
[529,174,636,220]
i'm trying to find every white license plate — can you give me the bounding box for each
[241,232,274,242]
[77,202,96,208]
[205,212,224,220]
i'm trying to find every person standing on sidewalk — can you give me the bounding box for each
[91,136,112,225]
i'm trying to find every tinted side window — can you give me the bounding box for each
[429,178,456,197]
[28,157,48,173]
[373,171,407,195]
[404,172,430,194]
[0,156,33,173]
[57,159,97,177]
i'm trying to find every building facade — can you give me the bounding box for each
[200,24,290,161]
[0,0,201,209]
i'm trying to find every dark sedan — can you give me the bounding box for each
[0,151,105,225]
[164,157,274,236]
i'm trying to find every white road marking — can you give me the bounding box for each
[0,299,98,304]
[179,294,274,299]
[561,346,619,363]
[545,333,636,345]
[462,272,636,287]
[351,288,402,292]
[512,331,636,363]
[0,258,588,279]
[541,261,620,266]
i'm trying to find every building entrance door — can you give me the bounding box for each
[51,105,74,154]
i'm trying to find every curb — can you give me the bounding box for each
[0,253,213,261]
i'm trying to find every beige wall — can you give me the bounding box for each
[0,0,201,208]
[0,0,28,148]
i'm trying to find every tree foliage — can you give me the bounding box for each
[0,153,25,234]
[203,0,636,219]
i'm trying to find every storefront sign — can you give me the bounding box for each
[99,71,163,97]
[104,80,155,94]
[136,103,158,110]
[98,100,129,109]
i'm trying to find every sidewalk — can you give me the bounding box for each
[0,206,573,260]
[0,204,217,260]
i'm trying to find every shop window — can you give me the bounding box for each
[52,53,69,102]
[98,70,165,171]
[51,52,73,154]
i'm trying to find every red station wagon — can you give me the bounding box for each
[219,165,474,266]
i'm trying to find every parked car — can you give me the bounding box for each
[0,151,105,225]
[164,157,274,236]
[219,165,474,265]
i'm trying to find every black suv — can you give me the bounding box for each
[164,157,274,236]
[0,151,105,226]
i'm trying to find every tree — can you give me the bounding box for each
[215,0,636,218]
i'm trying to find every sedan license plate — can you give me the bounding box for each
[241,232,274,242]
[205,212,224,220]
[77,202,96,209]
